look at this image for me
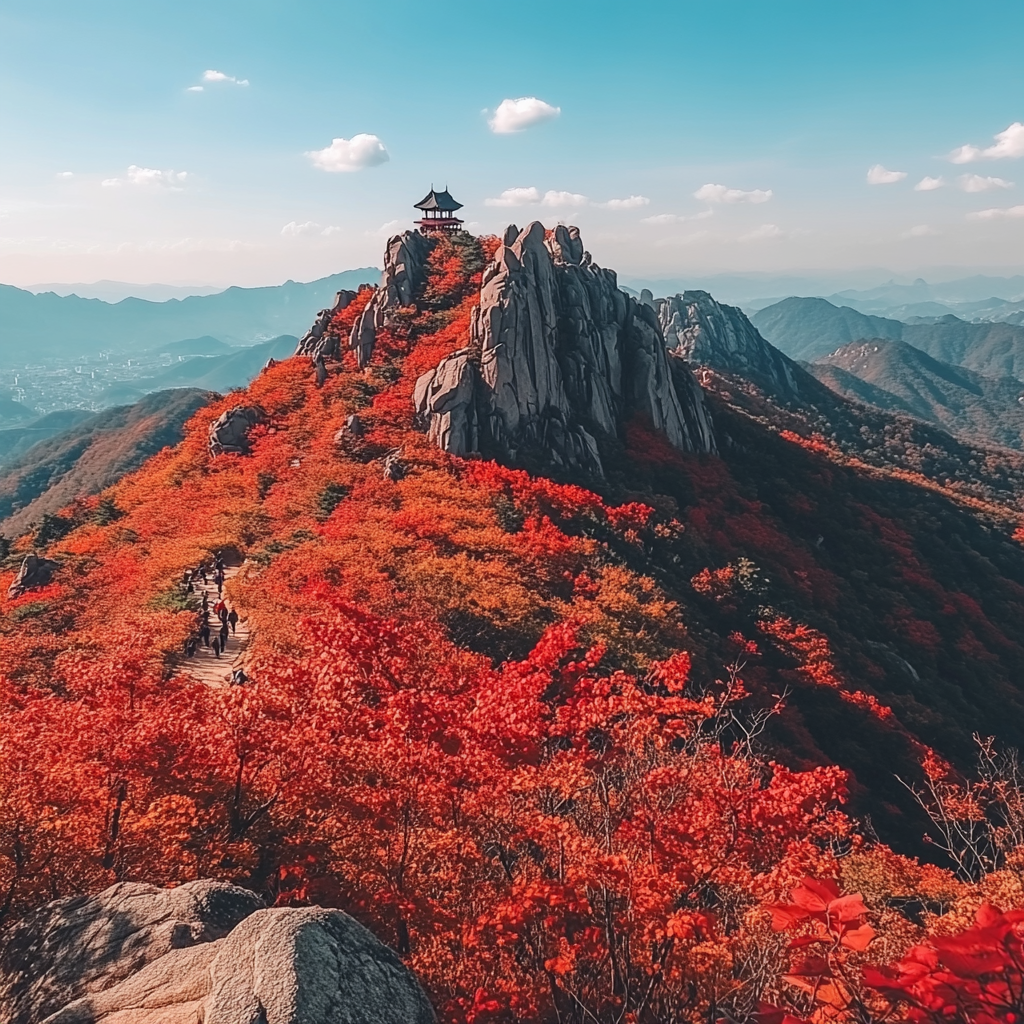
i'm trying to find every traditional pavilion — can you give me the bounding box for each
[414,188,464,234]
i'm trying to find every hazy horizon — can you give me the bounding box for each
[2,0,1024,287]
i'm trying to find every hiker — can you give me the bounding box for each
[228,608,239,634]
[200,622,211,647]
[186,580,194,594]
[199,565,208,584]
[186,636,197,658]
[220,622,229,649]
[201,591,209,612]
[213,598,226,616]
[218,607,229,628]
[231,667,248,685]
[212,635,221,658]
[215,554,225,573]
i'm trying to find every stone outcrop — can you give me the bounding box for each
[6,551,58,599]
[208,406,267,457]
[0,880,434,1024]
[414,222,715,474]
[295,290,358,360]
[656,290,804,400]
[349,232,433,368]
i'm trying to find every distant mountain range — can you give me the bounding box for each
[26,281,225,302]
[808,339,1024,450]
[0,269,378,365]
[752,297,1024,378]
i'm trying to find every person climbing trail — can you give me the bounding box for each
[212,636,221,658]
[200,622,211,647]
[178,557,251,689]
[228,608,238,634]
[219,622,229,650]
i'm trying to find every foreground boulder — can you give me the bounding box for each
[208,406,267,457]
[6,551,59,599]
[415,222,716,474]
[0,880,434,1024]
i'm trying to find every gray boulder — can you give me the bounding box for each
[656,290,803,401]
[7,551,59,599]
[415,222,716,473]
[413,349,479,456]
[0,879,262,1024]
[295,290,358,360]
[209,406,267,457]
[0,881,435,1024]
[349,233,433,368]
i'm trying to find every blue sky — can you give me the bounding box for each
[1,0,1023,287]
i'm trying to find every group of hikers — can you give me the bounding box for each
[181,552,248,684]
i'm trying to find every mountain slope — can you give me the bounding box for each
[141,336,297,392]
[809,339,1024,449]
[9,226,1024,1021]
[0,269,378,364]
[753,296,1024,377]
[0,410,95,465]
[0,388,216,536]
[751,297,903,360]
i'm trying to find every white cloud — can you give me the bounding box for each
[694,183,773,204]
[900,224,940,238]
[914,176,944,191]
[641,209,714,225]
[949,122,1024,164]
[485,187,542,207]
[102,166,189,190]
[56,171,74,179]
[202,69,249,86]
[958,173,1013,193]
[306,134,389,173]
[320,225,343,236]
[186,86,204,93]
[281,221,322,237]
[969,204,1024,220]
[866,164,907,185]
[541,190,588,208]
[739,223,784,242]
[488,97,561,134]
[600,195,649,210]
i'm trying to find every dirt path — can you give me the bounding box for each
[177,566,252,688]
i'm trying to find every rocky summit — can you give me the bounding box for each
[413,222,715,474]
[655,289,805,400]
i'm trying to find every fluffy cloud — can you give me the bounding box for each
[306,135,389,173]
[485,187,542,207]
[739,223,784,241]
[600,195,650,210]
[57,171,74,179]
[102,166,189,190]
[281,221,321,237]
[202,69,249,86]
[949,122,1024,164]
[914,176,945,191]
[541,190,588,208]
[958,174,1013,192]
[694,183,773,204]
[187,86,204,93]
[969,205,1024,220]
[866,164,907,185]
[488,97,560,134]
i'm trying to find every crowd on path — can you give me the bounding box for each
[179,552,251,687]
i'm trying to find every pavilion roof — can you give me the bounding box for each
[414,188,463,212]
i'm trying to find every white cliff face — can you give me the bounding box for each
[656,290,804,401]
[415,223,716,474]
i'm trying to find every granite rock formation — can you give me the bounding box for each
[656,291,804,400]
[0,880,434,1024]
[6,551,58,599]
[349,232,433,368]
[295,290,358,360]
[208,406,267,457]
[414,222,715,474]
